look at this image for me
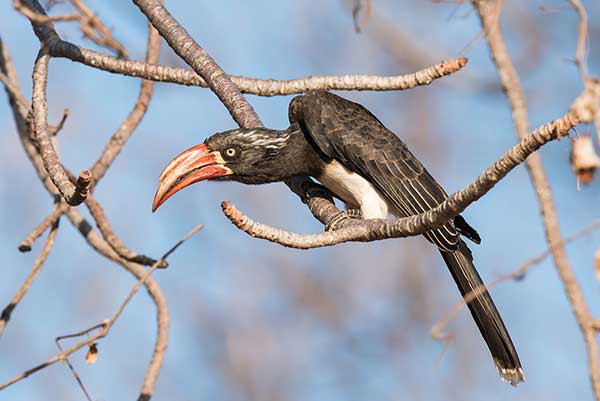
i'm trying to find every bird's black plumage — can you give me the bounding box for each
[160,90,523,384]
[289,91,523,384]
[291,91,462,251]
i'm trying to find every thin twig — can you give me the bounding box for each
[82,23,163,266]
[0,224,202,393]
[13,0,79,24]
[18,201,67,252]
[0,321,108,391]
[48,108,68,136]
[86,196,164,267]
[90,22,160,184]
[109,224,203,327]
[0,70,29,110]
[352,0,372,33]
[48,40,468,95]
[16,0,127,57]
[70,0,128,58]
[458,0,503,56]
[432,219,600,342]
[473,0,600,398]
[0,217,60,338]
[2,30,170,399]
[64,209,170,400]
[569,0,589,81]
[14,3,468,96]
[55,337,94,401]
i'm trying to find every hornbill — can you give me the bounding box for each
[152,90,524,385]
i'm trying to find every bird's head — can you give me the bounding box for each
[152,128,302,212]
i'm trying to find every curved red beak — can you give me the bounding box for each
[152,143,232,212]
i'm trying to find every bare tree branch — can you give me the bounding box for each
[352,0,372,33]
[90,22,160,184]
[31,47,92,206]
[569,0,589,81]
[432,219,600,343]
[0,216,60,337]
[0,216,201,396]
[18,201,67,252]
[0,70,29,110]
[48,41,467,95]
[0,321,107,391]
[69,0,129,58]
[0,27,170,399]
[221,110,581,249]
[3,0,600,398]
[473,0,600,398]
[12,4,469,97]
[85,196,164,266]
[13,0,79,24]
[132,0,261,128]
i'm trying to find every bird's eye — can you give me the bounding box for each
[225,147,237,158]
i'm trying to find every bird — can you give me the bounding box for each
[152,90,524,385]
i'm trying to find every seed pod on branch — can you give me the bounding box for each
[570,135,600,188]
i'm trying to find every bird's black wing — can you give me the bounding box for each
[289,91,523,384]
[289,90,460,251]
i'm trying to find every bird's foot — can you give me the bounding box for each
[325,209,362,231]
[300,181,331,203]
[345,209,362,219]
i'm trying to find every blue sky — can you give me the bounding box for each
[1,1,600,400]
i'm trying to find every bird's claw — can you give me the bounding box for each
[345,209,362,219]
[303,183,330,202]
[325,209,362,231]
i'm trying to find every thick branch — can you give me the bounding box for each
[129,0,346,237]
[222,111,579,249]
[132,0,260,128]
[18,0,62,45]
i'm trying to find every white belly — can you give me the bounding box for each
[317,160,393,219]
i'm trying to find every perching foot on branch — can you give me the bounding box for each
[325,209,362,232]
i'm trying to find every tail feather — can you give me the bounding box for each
[440,241,524,385]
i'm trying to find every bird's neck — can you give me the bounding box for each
[272,125,324,179]
[227,125,324,185]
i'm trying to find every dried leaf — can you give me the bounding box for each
[85,343,98,364]
[570,135,600,187]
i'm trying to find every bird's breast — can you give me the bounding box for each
[316,160,393,219]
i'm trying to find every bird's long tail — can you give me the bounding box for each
[439,241,524,385]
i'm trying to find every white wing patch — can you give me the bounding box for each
[317,160,392,219]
